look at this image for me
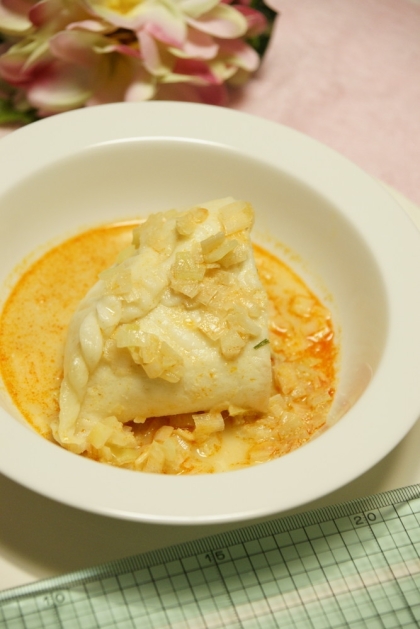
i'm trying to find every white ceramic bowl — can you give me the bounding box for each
[1,102,420,524]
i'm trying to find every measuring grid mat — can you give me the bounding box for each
[1,485,420,629]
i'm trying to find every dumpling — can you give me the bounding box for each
[53,198,272,455]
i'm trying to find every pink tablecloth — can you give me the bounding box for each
[232,0,420,207]
[1,0,420,206]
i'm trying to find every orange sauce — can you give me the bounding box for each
[0,223,134,438]
[0,223,337,472]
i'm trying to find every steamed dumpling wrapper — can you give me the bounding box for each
[53,198,272,455]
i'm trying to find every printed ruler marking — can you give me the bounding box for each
[1,485,420,628]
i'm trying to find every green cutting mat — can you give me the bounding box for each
[1,485,420,628]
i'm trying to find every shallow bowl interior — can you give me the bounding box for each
[0,102,419,524]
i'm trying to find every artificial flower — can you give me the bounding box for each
[0,0,277,122]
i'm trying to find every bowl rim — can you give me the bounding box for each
[1,101,420,524]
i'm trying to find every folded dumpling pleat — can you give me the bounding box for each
[53,198,272,453]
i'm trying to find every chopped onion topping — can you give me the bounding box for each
[220,329,247,358]
[115,325,183,383]
[176,207,209,236]
[219,201,254,235]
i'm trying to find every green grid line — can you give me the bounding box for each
[1,485,420,628]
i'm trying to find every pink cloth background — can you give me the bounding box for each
[231,0,420,206]
[1,0,420,205]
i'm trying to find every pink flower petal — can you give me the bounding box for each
[156,80,227,105]
[172,27,218,60]
[126,3,187,48]
[177,0,220,20]
[218,37,259,71]
[0,51,32,84]
[194,81,227,104]
[138,29,171,75]
[138,29,160,73]
[29,0,90,27]
[29,0,59,27]
[234,5,267,36]
[188,4,247,38]
[67,19,114,34]
[49,31,99,67]
[125,66,155,101]
[0,0,33,35]
[172,57,220,84]
[0,31,52,83]
[143,17,185,48]
[26,60,93,112]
